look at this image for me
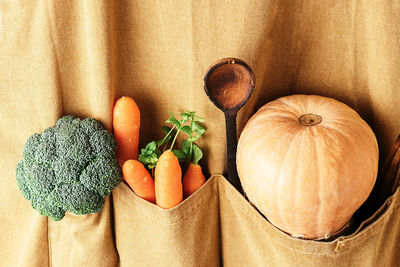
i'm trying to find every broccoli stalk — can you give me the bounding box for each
[16,115,122,221]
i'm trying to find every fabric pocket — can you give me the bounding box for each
[219,176,400,267]
[112,175,220,267]
[47,197,118,267]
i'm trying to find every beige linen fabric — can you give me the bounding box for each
[48,199,118,267]
[113,176,220,267]
[219,176,400,266]
[1,0,400,266]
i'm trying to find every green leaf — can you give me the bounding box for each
[192,121,206,136]
[191,143,203,165]
[181,125,193,136]
[138,141,161,169]
[140,147,148,156]
[181,140,191,156]
[139,152,159,169]
[192,112,205,122]
[138,154,151,165]
[146,141,157,151]
[181,111,205,123]
[172,149,188,161]
[161,126,173,134]
[166,111,181,127]
[180,111,194,121]
[195,116,205,122]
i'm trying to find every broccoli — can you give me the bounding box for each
[16,115,122,221]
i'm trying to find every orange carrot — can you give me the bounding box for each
[183,163,205,198]
[123,160,155,203]
[154,150,183,209]
[113,96,140,167]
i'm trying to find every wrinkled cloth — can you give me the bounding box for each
[1,1,400,266]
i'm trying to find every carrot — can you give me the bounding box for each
[122,160,155,203]
[113,96,140,167]
[154,150,183,209]
[183,163,205,198]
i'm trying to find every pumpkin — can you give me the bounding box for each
[237,94,379,239]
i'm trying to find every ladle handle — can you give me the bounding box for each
[224,111,243,193]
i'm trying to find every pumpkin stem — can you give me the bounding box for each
[298,113,322,126]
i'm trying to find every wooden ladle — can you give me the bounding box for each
[204,58,255,193]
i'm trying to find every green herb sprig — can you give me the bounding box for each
[138,111,206,169]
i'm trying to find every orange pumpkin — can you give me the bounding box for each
[237,94,379,239]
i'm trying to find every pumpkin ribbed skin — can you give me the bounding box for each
[237,94,379,239]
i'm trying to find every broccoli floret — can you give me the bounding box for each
[80,117,104,135]
[16,115,122,221]
[49,184,104,215]
[22,134,41,163]
[16,161,32,200]
[32,194,66,221]
[80,156,121,198]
